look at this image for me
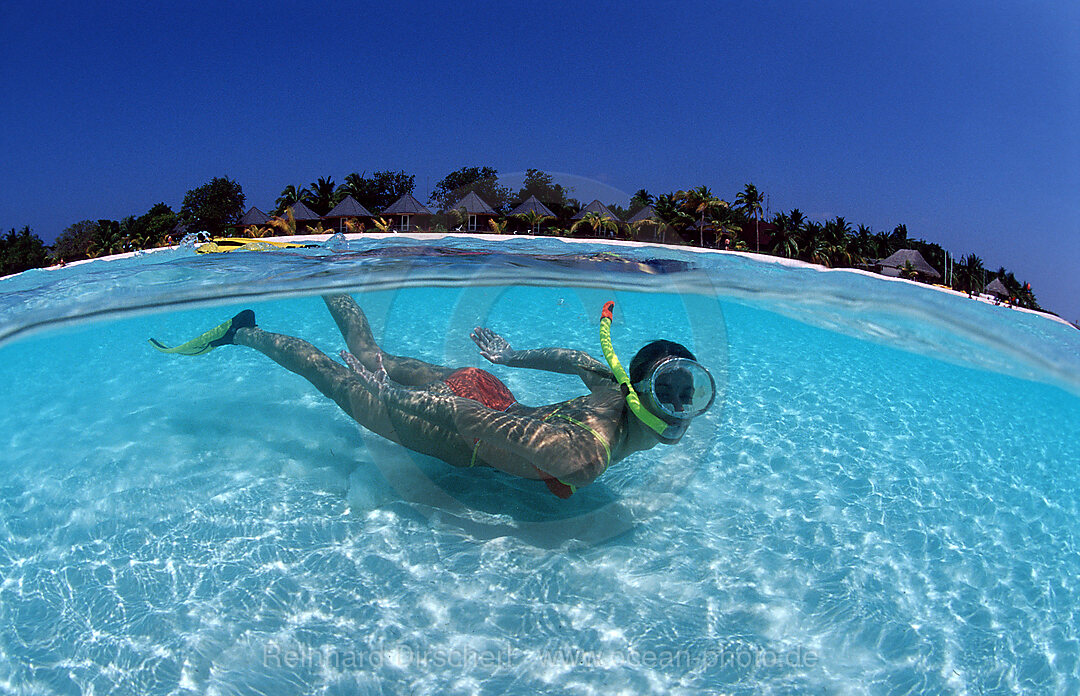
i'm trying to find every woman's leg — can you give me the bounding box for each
[233,325,474,466]
[322,294,455,386]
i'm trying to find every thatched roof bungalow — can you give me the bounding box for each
[324,195,373,232]
[230,207,271,235]
[986,277,1010,299]
[287,201,323,232]
[876,249,942,281]
[508,195,556,234]
[571,199,621,222]
[446,191,497,232]
[383,194,433,232]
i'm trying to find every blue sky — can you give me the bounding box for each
[2,1,1078,320]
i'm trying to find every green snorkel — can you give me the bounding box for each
[599,301,673,437]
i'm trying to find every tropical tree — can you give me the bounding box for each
[266,208,297,236]
[888,224,909,251]
[956,253,986,294]
[87,220,126,258]
[0,226,49,275]
[735,183,764,251]
[371,217,393,233]
[630,189,654,210]
[652,193,692,244]
[822,216,859,267]
[429,166,511,213]
[799,221,831,266]
[768,212,800,258]
[510,169,577,218]
[899,260,918,279]
[50,220,98,262]
[275,184,311,216]
[305,176,341,215]
[487,218,508,234]
[180,177,245,235]
[515,209,552,235]
[129,203,177,249]
[570,212,618,238]
[676,186,727,247]
[337,170,415,213]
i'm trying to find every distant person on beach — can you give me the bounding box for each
[150,295,717,498]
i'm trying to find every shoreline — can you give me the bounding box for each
[28,232,1076,330]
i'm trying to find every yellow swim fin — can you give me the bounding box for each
[149,310,255,356]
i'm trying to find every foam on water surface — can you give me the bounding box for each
[0,236,1078,694]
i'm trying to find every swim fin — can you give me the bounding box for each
[149,309,256,356]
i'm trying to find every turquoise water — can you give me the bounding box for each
[1,236,1078,694]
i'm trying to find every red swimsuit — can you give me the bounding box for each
[443,368,575,498]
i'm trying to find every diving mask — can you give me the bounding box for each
[633,357,716,421]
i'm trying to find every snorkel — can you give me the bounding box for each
[599,301,684,442]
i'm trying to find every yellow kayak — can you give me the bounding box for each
[195,237,318,254]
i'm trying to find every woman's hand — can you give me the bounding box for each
[341,350,395,399]
[470,327,515,364]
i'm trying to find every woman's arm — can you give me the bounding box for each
[471,327,613,391]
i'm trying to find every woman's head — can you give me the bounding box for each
[628,340,696,384]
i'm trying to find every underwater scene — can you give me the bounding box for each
[1,235,1078,695]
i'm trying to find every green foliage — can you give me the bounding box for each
[180,177,245,235]
[275,184,311,216]
[129,203,177,249]
[769,211,801,258]
[570,212,618,238]
[338,171,415,213]
[51,220,98,262]
[305,176,342,215]
[0,226,50,275]
[429,166,511,213]
[514,209,553,235]
[630,189,653,210]
[510,169,578,218]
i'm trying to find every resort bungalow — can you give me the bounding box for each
[986,277,1010,301]
[627,205,665,242]
[232,206,270,235]
[382,193,433,232]
[288,201,323,233]
[324,195,373,232]
[571,200,622,237]
[446,191,497,232]
[508,195,556,234]
[874,249,942,282]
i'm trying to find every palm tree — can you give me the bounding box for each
[570,212,617,238]
[371,217,393,233]
[275,185,311,216]
[87,221,127,258]
[338,173,366,202]
[267,208,297,236]
[799,222,831,266]
[515,209,552,235]
[735,183,764,251]
[676,186,726,247]
[768,212,800,258]
[957,254,985,294]
[652,193,690,244]
[488,218,508,234]
[630,189,654,210]
[822,217,859,267]
[305,177,340,216]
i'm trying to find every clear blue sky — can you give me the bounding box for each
[2,1,1078,320]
